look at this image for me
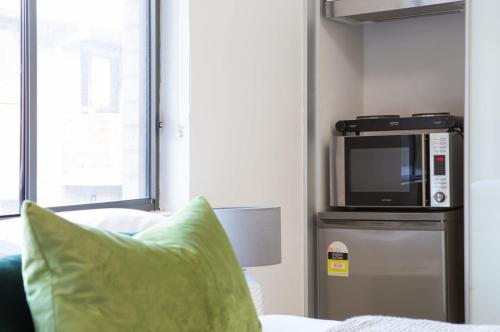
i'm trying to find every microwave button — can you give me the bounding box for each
[434,192,446,203]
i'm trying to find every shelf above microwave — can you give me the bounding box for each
[325,0,465,25]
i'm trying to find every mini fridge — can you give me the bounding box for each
[317,209,463,323]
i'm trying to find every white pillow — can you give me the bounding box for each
[0,217,23,257]
[0,208,169,257]
[57,208,168,233]
[0,239,21,257]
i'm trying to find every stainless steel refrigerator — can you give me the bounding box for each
[317,209,463,323]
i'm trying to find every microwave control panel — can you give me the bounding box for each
[429,133,450,207]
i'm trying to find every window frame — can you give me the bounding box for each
[0,0,160,218]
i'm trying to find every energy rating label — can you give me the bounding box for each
[327,241,349,277]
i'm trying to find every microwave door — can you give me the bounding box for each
[344,135,424,207]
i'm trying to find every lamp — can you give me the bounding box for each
[213,206,281,314]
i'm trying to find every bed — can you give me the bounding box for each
[2,209,500,332]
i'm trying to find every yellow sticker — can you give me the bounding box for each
[328,241,349,277]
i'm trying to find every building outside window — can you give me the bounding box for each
[0,0,158,217]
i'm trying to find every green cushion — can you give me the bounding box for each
[21,197,261,332]
[0,255,35,332]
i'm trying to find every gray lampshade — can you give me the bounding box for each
[214,207,281,268]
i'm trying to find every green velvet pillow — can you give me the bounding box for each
[21,197,261,332]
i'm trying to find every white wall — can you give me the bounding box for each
[160,0,191,212]
[186,0,306,315]
[364,13,465,117]
[467,0,500,324]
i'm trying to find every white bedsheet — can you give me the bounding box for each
[260,315,500,332]
[260,315,340,332]
[328,316,500,332]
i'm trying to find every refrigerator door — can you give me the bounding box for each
[318,221,447,321]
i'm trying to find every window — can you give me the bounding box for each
[0,0,158,218]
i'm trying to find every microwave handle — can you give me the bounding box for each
[421,134,427,207]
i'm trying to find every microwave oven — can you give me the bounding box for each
[330,132,463,208]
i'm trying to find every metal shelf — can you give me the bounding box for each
[325,0,465,24]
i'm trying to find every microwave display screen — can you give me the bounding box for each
[350,147,411,193]
[434,155,446,176]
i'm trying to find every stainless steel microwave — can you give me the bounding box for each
[330,132,463,208]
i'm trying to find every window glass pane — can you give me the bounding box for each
[37,0,149,206]
[0,2,21,215]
